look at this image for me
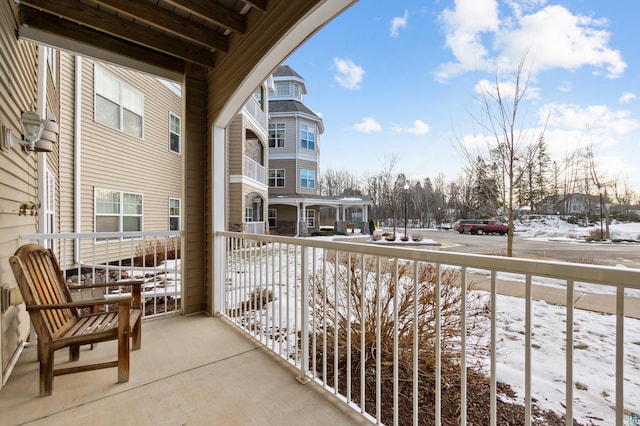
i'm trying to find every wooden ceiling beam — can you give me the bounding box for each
[94,0,228,52]
[164,0,247,35]
[19,0,216,68]
[20,6,185,74]
[242,0,267,13]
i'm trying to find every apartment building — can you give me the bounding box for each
[267,65,370,236]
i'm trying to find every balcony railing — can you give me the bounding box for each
[244,156,266,184]
[242,96,267,129]
[20,231,182,318]
[217,231,640,426]
[245,221,265,235]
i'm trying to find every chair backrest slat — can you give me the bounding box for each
[10,245,75,336]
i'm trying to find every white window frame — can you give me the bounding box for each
[94,65,144,138]
[95,188,143,234]
[245,207,254,222]
[300,123,315,150]
[293,83,300,99]
[306,209,315,228]
[275,82,290,96]
[268,209,277,228]
[269,168,285,187]
[169,112,181,154]
[43,169,56,249]
[300,169,316,189]
[269,123,285,148]
[169,197,181,231]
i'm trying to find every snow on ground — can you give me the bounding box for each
[322,219,640,424]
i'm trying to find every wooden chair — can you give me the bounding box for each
[9,244,143,396]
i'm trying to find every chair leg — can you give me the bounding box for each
[40,344,54,396]
[131,316,141,350]
[69,344,80,361]
[117,305,130,383]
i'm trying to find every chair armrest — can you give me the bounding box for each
[68,280,143,308]
[67,280,144,290]
[26,296,133,311]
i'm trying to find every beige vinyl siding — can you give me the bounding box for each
[58,52,77,236]
[183,73,207,315]
[228,183,243,230]
[268,158,297,194]
[0,1,40,375]
[227,114,243,176]
[76,59,181,233]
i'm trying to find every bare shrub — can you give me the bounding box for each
[370,233,381,241]
[411,234,423,242]
[384,233,397,241]
[400,234,410,241]
[135,237,181,266]
[585,228,608,241]
[310,253,496,424]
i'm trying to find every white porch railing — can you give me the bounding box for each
[217,231,640,426]
[20,231,182,318]
[245,221,265,235]
[244,156,266,184]
[242,96,267,129]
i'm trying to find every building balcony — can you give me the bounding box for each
[242,96,267,130]
[1,314,369,425]
[245,156,266,185]
[2,231,640,425]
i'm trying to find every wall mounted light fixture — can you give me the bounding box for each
[1,109,46,152]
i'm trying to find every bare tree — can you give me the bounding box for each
[458,55,550,256]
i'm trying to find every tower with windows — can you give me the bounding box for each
[267,65,323,235]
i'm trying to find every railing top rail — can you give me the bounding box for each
[217,230,640,287]
[21,231,182,240]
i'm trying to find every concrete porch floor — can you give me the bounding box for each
[0,314,370,426]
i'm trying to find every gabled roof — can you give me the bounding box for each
[269,100,318,117]
[269,100,324,132]
[272,65,303,79]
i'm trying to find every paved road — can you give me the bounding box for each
[407,229,640,269]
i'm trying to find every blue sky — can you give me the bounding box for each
[284,0,640,193]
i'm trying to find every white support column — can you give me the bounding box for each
[342,205,346,221]
[296,203,300,236]
[212,125,226,315]
[335,205,340,222]
[363,205,368,222]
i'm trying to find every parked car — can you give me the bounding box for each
[463,220,509,235]
[455,219,482,234]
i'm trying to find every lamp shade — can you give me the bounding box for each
[20,110,44,143]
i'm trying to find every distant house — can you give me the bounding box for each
[536,193,603,215]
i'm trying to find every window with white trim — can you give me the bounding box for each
[269,169,285,187]
[169,113,181,154]
[245,207,254,222]
[305,209,315,228]
[293,83,300,98]
[300,169,315,189]
[169,197,181,231]
[94,66,144,138]
[268,209,277,228]
[300,124,315,150]
[95,189,143,232]
[276,82,290,96]
[268,123,285,147]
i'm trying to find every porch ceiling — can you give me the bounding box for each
[16,0,264,73]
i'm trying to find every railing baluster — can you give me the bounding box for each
[413,260,418,426]
[435,264,442,425]
[616,285,624,425]
[393,257,399,426]
[490,270,497,426]
[565,279,574,426]
[460,266,467,426]
[525,274,532,426]
[346,253,352,403]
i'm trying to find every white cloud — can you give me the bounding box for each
[437,2,626,81]
[395,119,430,136]
[390,10,409,38]
[474,78,541,100]
[544,103,640,136]
[619,92,636,104]
[333,58,365,90]
[354,117,382,133]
